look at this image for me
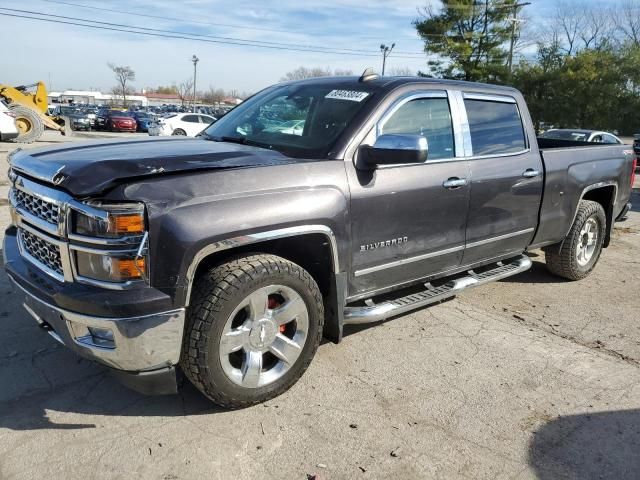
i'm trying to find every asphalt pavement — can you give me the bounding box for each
[0,131,639,480]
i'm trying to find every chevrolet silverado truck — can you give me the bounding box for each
[4,74,636,407]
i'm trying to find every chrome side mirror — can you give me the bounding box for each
[358,134,428,169]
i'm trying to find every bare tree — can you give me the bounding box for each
[108,63,135,106]
[388,66,414,76]
[203,87,226,105]
[553,2,584,55]
[280,66,353,82]
[177,78,194,106]
[616,0,640,45]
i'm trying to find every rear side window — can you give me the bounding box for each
[182,115,200,123]
[380,97,455,160]
[464,99,526,156]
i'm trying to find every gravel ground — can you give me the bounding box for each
[0,131,638,480]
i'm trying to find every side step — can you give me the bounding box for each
[343,254,532,325]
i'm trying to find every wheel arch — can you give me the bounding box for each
[580,184,617,248]
[184,225,345,343]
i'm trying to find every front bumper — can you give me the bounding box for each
[4,228,185,394]
[9,275,184,394]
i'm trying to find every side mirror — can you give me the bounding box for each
[358,134,428,169]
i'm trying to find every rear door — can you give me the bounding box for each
[460,92,543,264]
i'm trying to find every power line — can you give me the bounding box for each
[0,7,432,58]
[38,0,422,45]
[0,10,435,59]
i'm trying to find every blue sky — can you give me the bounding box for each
[0,0,615,93]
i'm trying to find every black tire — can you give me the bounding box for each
[182,254,324,408]
[544,200,606,280]
[172,128,187,136]
[8,105,44,143]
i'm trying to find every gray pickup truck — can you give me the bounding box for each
[4,74,635,407]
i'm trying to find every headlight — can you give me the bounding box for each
[75,251,147,282]
[73,203,145,238]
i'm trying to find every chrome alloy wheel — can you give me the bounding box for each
[219,285,309,388]
[576,216,598,267]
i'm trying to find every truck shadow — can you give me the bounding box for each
[529,409,640,479]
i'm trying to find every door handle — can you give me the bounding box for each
[522,168,541,178]
[442,177,468,189]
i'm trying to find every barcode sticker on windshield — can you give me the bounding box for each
[325,90,369,102]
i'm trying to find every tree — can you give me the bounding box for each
[280,66,353,81]
[413,0,517,82]
[108,63,135,106]
[177,78,194,106]
[155,85,178,95]
[388,66,414,76]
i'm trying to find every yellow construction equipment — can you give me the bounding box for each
[0,81,64,143]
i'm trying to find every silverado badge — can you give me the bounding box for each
[360,237,408,252]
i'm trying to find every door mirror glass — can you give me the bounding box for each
[358,134,428,169]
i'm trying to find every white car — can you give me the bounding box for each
[148,113,216,137]
[541,129,623,144]
[0,100,19,142]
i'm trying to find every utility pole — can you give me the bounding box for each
[380,43,395,76]
[507,2,530,74]
[191,54,199,112]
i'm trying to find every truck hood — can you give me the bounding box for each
[9,137,297,197]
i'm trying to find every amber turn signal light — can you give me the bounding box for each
[109,213,145,235]
[112,257,146,280]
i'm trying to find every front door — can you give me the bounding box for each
[461,93,543,265]
[347,91,471,299]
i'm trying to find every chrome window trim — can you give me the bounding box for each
[462,92,517,103]
[461,94,529,159]
[372,90,459,168]
[184,225,339,306]
[449,90,472,157]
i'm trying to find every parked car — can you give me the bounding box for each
[633,134,640,162]
[99,110,136,132]
[5,75,635,407]
[148,113,216,136]
[540,129,623,144]
[0,99,18,141]
[51,105,91,131]
[132,111,154,132]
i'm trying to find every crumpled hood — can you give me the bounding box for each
[10,137,297,197]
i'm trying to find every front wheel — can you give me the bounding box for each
[544,200,606,280]
[182,254,324,408]
[172,128,186,136]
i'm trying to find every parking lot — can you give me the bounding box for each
[0,132,639,479]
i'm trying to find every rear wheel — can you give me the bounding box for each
[182,254,324,408]
[9,105,44,143]
[544,200,606,280]
[172,128,186,136]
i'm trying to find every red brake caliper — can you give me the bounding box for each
[268,296,286,333]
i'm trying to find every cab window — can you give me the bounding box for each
[380,97,455,160]
[464,99,526,156]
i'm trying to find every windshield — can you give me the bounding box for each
[202,83,374,158]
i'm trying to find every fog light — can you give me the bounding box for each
[87,327,115,348]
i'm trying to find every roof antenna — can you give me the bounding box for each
[359,68,379,82]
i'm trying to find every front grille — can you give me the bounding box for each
[14,189,60,225]
[20,228,64,276]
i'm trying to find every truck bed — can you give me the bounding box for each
[530,138,634,248]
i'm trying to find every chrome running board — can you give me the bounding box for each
[343,254,532,325]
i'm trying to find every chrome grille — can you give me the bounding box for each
[19,228,64,276]
[14,189,60,225]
